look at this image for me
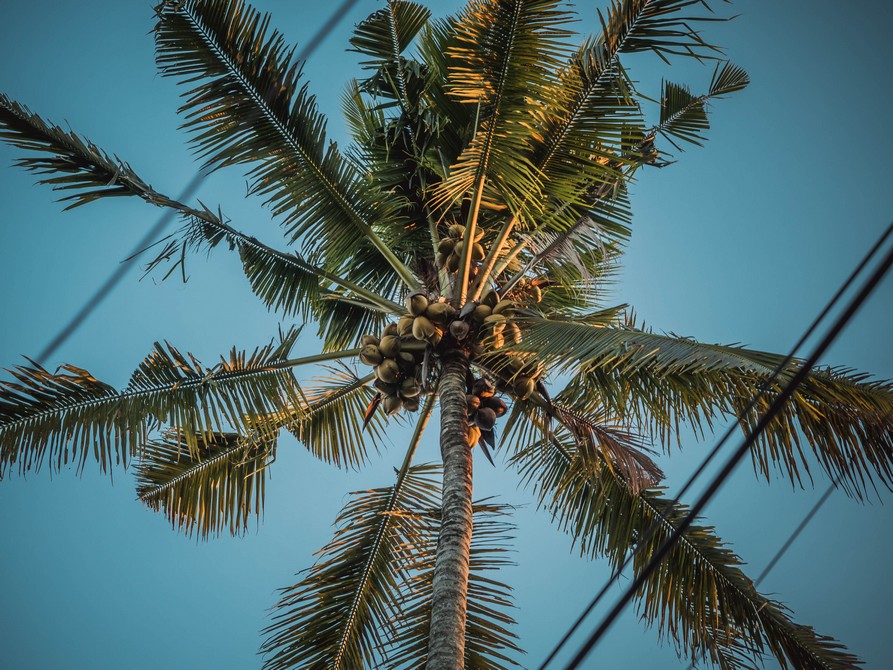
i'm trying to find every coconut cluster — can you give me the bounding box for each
[435,223,485,273]
[397,291,458,346]
[465,378,507,448]
[471,290,521,350]
[359,325,423,415]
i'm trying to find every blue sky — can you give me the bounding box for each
[1,1,891,668]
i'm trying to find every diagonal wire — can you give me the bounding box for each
[562,223,893,669]
[537,220,893,670]
[35,0,362,366]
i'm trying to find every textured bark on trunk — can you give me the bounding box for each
[427,352,473,670]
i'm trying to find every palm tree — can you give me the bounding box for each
[1,0,891,668]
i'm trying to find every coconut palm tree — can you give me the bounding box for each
[1,1,891,668]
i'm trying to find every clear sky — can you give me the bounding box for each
[1,1,891,668]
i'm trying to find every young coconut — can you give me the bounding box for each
[382,395,403,416]
[466,394,481,412]
[400,378,421,399]
[359,344,384,366]
[397,315,415,338]
[437,238,455,254]
[472,378,495,398]
[482,396,508,417]
[513,376,536,400]
[450,320,470,341]
[475,407,497,431]
[407,292,429,316]
[376,359,400,384]
[361,335,380,347]
[448,223,465,239]
[382,323,398,338]
[425,302,452,325]
[412,315,437,341]
[402,396,421,412]
[379,335,401,358]
[472,304,492,323]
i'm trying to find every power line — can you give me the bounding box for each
[562,224,893,669]
[35,0,362,366]
[537,220,893,670]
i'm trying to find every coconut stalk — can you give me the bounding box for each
[428,351,474,670]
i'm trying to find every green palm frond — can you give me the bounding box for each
[383,502,523,670]
[0,93,176,210]
[282,366,384,469]
[515,314,893,498]
[135,429,275,539]
[260,398,435,670]
[511,417,860,669]
[350,0,432,89]
[434,0,572,220]
[154,0,419,287]
[0,329,349,477]
[656,61,749,150]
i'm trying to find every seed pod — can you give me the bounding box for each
[466,394,481,412]
[482,396,507,417]
[403,395,421,412]
[408,293,429,316]
[446,253,460,272]
[382,394,403,416]
[492,300,516,316]
[475,407,497,431]
[437,238,455,254]
[450,320,470,341]
[472,378,495,398]
[467,425,482,447]
[359,344,383,366]
[505,321,522,345]
[379,335,401,358]
[448,223,465,239]
[472,304,492,322]
[471,242,485,262]
[361,335,380,347]
[482,290,499,308]
[373,379,398,396]
[399,378,421,399]
[435,252,448,268]
[382,323,398,338]
[412,315,437,341]
[532,285,543,302]
[513,376,535,400]
[425,302,451,325]
[376,359,400,384]
[484,313,506,327]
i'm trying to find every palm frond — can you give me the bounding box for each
[655,61,749,150]
[516,314,893,498]
[382,501,523,669]
[0,329,344,477]
[135,429,275,539]
[154,0,419,287]
[434,0,572,222]
[260,397,435,669]
[350,1,431,80]
[282,367,384,470]
[511,416,860,669]
[0,93,171,210]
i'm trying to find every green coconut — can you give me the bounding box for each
[437,238,455,254]
[412,315,437,341]
[359,344,383,366]
[382,395,403,416]
[376,358,400,384]
[361,335,380,347]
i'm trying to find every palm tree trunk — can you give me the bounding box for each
[428,351,473,670]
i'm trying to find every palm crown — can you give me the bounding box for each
[1,1,892,668]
